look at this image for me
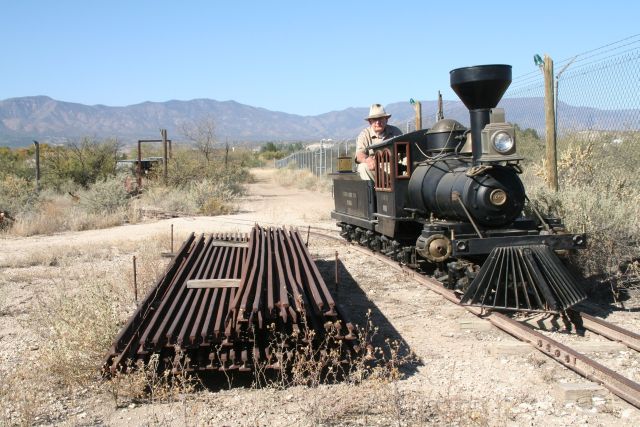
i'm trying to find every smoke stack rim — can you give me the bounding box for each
[450,64,512,110]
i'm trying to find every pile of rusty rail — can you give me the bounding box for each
[104,225,355,374]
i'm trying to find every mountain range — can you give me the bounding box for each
[0,95,636,147]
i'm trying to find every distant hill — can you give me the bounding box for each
[0,95,636,147]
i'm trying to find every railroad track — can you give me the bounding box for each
[306,229,640,408]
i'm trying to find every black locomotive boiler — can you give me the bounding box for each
[331,64,587,313]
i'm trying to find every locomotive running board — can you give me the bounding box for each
[460,245,587,312]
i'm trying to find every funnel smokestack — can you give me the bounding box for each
[450,65,512,164]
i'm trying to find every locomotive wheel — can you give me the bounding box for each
[417,234,452,263]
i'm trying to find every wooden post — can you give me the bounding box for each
[137,140,142,190]
[543,54,558,191]
[33,140,40,191]
[161,129,168,185]
[224,139,229,169]
[414,101,422,131]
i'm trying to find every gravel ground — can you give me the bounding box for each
[1,168,639,426]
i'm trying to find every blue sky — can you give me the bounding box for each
[2,0,638,115]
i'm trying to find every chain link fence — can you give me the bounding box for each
[504,35,640,143]
[278,35,639,175]
[274,140,354,176]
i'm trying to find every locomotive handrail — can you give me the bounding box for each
[452,192,484,238]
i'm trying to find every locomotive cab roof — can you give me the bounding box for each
[367,128,430,151]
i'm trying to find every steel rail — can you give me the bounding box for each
[308,230,640,408]
[571,310,640,352]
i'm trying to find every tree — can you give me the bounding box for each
[260,142,278,153]
[181,116,217,163]
[43,138,120,189]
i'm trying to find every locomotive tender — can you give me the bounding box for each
[331,64,587,313]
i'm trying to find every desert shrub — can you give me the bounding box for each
[139,177,240,215]
[78,174,130,214]
[188,178,237,211]
[524,135,640,296]
[165,146,251,184]
[32,279,126,388]
[41,138,120,190]
[199,196,234,215]
[5,236,172,421]
[0,175,39,216]
[0,146,35,180]
[107,353,198,408]
[8,190,129,236]
[258,142,305,162]
[139,184,198,214]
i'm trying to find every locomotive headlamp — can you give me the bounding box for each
[476,109,523,162]
[493,131,514,153]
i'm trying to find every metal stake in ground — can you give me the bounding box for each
[132,255,138,304]
[335,251,340,297]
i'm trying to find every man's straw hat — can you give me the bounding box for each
[365,103,391,121]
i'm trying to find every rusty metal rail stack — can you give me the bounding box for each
[104,225,355,374]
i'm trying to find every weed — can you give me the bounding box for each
[106,352,199,408]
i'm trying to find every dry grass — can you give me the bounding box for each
[2,171,245,237]
[11,205,128,237]
[0,234,170,424]
[274,167,333,193]
[0,231,547,426]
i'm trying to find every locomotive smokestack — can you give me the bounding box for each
[450,65,512,164]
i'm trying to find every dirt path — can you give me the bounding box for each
[1,168,639,426]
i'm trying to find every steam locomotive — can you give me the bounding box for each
[331,64,587,313]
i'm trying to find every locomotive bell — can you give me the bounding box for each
[450,65,521,164]
[425,119,467,155]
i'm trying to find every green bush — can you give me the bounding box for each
[0,175,38,217]
[78,175,131,214]
[0,146,35,180]
[41,138,120,190]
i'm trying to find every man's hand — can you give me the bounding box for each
[365,156,376,170]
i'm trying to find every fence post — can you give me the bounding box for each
[137,140,142,190]
[414,101,422,130]
[543,54,558,191]
[33,140,40,191]
[161,129,168,185]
